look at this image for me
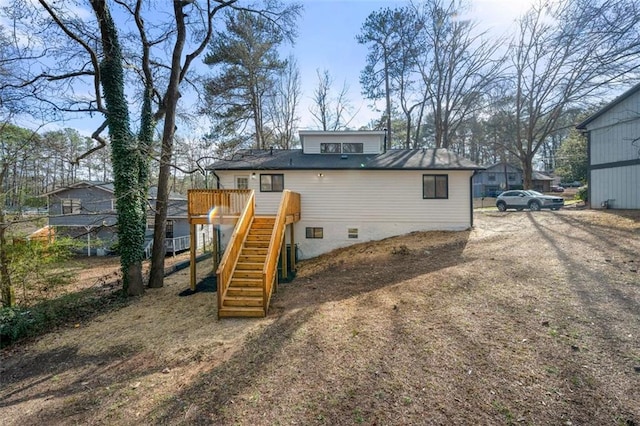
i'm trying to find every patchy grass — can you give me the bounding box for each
[1,209,639,425]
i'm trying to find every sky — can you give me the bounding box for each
[4,0,536,137]
[290,0,535,130]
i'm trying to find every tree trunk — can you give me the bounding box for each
[0,164,14,307]
[91,0,145,296]
[148,1,188,289]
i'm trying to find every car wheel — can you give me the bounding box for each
[529,201,541,211]
[497,202,507,212]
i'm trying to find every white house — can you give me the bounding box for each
[207,130,483,259]
[577,83,640,209]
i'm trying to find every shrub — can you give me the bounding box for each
[575,185,588,202]
[0,288,127,348]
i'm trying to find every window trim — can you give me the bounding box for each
[305,227,323,239]
[62,198,81,215]
[235,175,249,190]
[342,142,363,153]
[259,173,284,192]
[320,143,341,153]
[422,174,449,199]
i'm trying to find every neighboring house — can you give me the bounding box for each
[473,162,523,197]
[473,162,554,197]
[576,83,640,209]
[45,181,209,255]
[207,130,483,260]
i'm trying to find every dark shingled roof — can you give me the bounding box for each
[207,148,482,171]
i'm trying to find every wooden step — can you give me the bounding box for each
[236,262,264,270]
[241,246,267,254]
[226,286,262,297]
[248,227,273,235]
[218,306,265,318]
[230,277,262,287]
[223,296,264,307]
[238,254,267,263]
[245,241,269,249]
[232,270,262,279]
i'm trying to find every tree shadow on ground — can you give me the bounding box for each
[0,343,155,416]
[149,232,471,424]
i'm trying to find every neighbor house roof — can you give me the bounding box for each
[207,148,483,171]
[43,181,186,200]
[42,181,114,196]
[576,82,640,130]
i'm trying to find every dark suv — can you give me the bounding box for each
[496,190,564,211]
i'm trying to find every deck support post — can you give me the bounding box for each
[212,225,219,273]
[289,224,296,272]
[280,234,287,285]
[190,222,196,291]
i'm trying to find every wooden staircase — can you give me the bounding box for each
[218,217,275,318]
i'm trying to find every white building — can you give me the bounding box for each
[577,84,640,209]
[208,130,483,259]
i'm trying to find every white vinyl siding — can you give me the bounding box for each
[217,169,472,259]
[302,133,384,154]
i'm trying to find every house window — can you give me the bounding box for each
[488,173,496,182]
[508,173,516,181]
[320,143,341,153]
[423,175,448,199]
[260,174,284,192]
[166,220,174,239]
[348,228,358,239]
[147,220,154,231]
[62,199,81,214]
[306,227,323,239]
[343,143,363,153]
[236,176,249,189]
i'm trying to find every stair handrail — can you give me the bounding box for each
[216,190,255,314]
[262,190,299,315]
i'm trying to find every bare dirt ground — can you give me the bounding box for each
[1,208,639,425]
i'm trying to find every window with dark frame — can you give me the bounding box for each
[320,143,341,153]
[342,143,363,153]
[306,227,323,239]
[423,175,448,199]
[488,173,496,181]
[260,174,284,192]
[62,198,81,214]
[348,228,358,239]
[508,173,516,181]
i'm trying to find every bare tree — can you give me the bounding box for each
[265,56,301,149]
[309,69,354,131]
[505,0,640,188]
[414,0,504,149]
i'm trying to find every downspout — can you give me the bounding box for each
[586,131,591,208]
[211,170,221,189]
[470,170,478,228]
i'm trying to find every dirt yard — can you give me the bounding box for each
[1,208,639,425]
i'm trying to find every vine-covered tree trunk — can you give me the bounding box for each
[91,0,145,296]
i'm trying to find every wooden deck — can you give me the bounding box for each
[187,189,301,318]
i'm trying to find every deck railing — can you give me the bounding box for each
[262,190,301,314]
[188,189,252,218]
[216,190,255,314]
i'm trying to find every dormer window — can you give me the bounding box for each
[320,143,341,153]
[343,143,363,153]
[320,142,364,153]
